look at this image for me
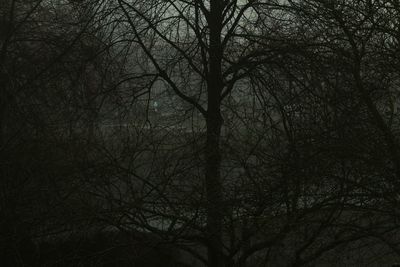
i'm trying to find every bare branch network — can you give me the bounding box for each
[1,0,400,266]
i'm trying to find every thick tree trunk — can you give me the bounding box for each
[206,1,225,266]
[205,109,223,267]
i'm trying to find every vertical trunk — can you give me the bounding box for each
[206,0,224,266]
[205,109,223,267]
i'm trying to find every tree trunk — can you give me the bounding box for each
[205,110,224,267]
[205,0,225,266]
